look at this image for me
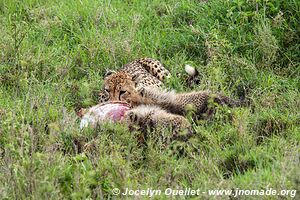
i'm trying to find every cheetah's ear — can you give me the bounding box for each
[104,70,116,77]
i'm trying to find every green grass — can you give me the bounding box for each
[0,0,299,199]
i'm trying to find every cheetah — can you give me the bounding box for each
[124,105,194,144]
[96,58,241,142]
[136,87,241,118]
[96,56,198,141]
[99,58,170,103]
[103,71,241,119]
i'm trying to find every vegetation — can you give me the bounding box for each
[0,0,299,199]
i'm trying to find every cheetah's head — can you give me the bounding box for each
[103,71,139,104]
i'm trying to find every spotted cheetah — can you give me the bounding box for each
[99,58,170,103]
[137,87,241,117]
[124,105,194,143]
[97,58,196,139]
[97,58,240,139]
[101,71,241,119]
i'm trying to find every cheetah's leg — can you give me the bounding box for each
[139,87,242,116]
[124,105,194,144]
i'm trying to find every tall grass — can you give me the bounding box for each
[0,0,299,199]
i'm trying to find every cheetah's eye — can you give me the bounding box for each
[139,88,145,97]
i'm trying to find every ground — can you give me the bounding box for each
[0,0,299,199]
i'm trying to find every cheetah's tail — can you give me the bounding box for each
[185,64,198,77]
[185,64,200,87]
